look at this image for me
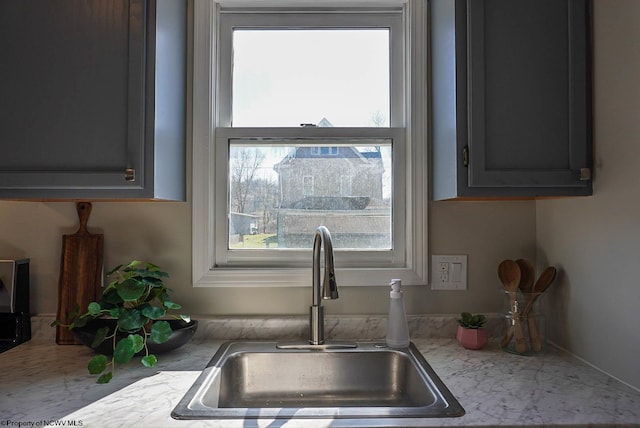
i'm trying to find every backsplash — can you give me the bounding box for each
[29,314,502,344]
[194,315,503,340]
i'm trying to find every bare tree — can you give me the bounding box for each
[370,110,387,155]
[253,178,279,233]
[230,148,266,213]
[370,109,387,127]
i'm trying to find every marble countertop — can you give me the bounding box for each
[1,316,639,428]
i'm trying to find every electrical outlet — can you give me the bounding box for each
[431,255,468,290]
[438,261,449,282]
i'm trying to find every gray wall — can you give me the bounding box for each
[536,0,640,391]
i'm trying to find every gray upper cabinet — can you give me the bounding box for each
[0,0,186,200]
[431,0,592,200]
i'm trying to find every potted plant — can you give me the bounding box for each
[456,312,488,350]
[53,260,196,383]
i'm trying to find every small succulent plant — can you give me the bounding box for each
[457,312,487,329]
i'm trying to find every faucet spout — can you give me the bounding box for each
[314,226,338,302]
[310,226,338,345]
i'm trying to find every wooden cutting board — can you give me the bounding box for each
[56,202,104,345]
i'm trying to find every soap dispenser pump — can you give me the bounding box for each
[386,279,410,348]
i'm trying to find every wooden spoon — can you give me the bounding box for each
[498,260,526,352]
[516,259,536,350]
[533,266,557,294]
[498,260,521,293]
[523,266,557,314]
[515,259,535,293]
[526,266,557,352]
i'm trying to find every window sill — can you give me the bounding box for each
[193,265,427,288]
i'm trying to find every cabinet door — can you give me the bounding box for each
[467,0,591,191]
[0,1,148,198]
[431,0,592,200]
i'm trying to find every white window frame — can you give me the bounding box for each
[192,0,428,287]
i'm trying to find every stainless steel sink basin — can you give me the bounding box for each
[172,341,465,420]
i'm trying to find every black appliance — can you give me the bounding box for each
[0,258,30,353]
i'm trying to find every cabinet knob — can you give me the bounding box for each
[462,145,469,167]
[125,168,136,182]
[579,168,591,181]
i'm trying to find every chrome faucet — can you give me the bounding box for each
[309,226,338,345]
[276,226,355,350]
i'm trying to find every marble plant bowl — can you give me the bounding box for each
[73,318,198,355]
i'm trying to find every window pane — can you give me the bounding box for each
[228,140,392,250]
[232,29,390,127]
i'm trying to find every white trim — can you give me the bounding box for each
[192,0,216,286]
[405,0,429,284]
[191,0,429,287]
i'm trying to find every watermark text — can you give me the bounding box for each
[2,420,84,427]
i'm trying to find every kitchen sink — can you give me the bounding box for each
[171,341,465,420]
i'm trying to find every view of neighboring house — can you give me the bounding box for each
[229,118,392,249]
[271,121,390,248]
[273,145,385,209]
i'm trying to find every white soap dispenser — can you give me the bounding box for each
[386,279,410,348]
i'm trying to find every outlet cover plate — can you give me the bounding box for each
[431,255,467,290]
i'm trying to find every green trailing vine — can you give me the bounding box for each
[52,260,190,384]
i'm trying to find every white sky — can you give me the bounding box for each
[232,29,390,127]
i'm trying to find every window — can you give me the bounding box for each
[303,175,314,196]
[229,28,390,127]
[340,175,352,196]
[311,147,339,156]
[225,138,393,252]
[192,0,428,287]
